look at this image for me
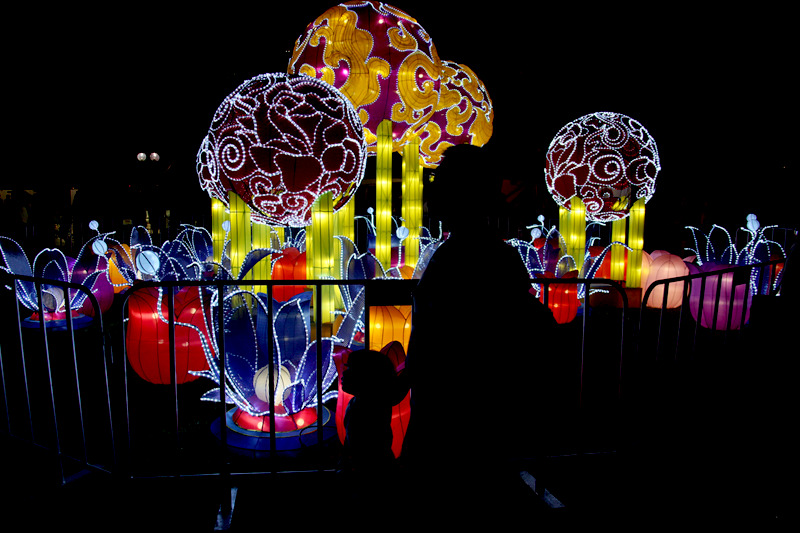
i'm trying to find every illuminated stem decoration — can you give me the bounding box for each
[228,191,252,279]
[250,222,272,282]
[308,192,335,324]
[401,136,423,268]
[211,197,230,265]
[559,197,585,273]
[610,217,627,282]
[333,193,354,311]
[625,197,646,288]
[375,119,393,268]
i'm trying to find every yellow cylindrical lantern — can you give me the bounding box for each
[610,217,627,282]
[625,198,646,288]
[401,136,423,269]
[333,194,355,310]
[211,197,230,265]
[375,119,393,269]
[251,222,272,283]
[228,191,251,278]
[308,192,335,324]
[558,197,586,273]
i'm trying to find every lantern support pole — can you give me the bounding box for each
[376,119,393,269]
[211,197,230,265]
[333,194,354,312]
[626,198,646,288]
[610,217,627,282]
[308,191,335,326]
[228,191,251,279]
[401,136,422,269]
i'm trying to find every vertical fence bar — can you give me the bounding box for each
[166,285,179,476]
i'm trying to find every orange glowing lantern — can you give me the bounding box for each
[643,253,689,309]
[369,304,412,350]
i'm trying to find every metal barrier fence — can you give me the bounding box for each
[0,259,787,521]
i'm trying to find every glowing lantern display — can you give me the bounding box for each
[196,73,367,227]
[333,341,410,458]
[271,247,307,302]
[368,304,412,350]
[535,270,580,324]
[288,1,442,151]
[642,253,689,309]
[125,287,211,384]
[415,60,494,168]
[686,262,752,330]
[545,111,660,223]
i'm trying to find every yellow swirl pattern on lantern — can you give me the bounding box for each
[392,51,439,126]
[388,21,418,51]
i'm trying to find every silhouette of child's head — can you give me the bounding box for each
[341,349,398,400]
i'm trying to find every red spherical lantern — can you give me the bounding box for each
[536,270,580,324]
[196,73,367,227]
[125,286,211,384]
[271,247,307,302]
[545,111,661,222]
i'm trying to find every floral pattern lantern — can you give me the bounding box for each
[643,253,689,309]
[288,1,442,152]
[545,111,661,223]
[196,73,367,227]
[686,262,752,330]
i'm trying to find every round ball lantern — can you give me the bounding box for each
[271,247,307,302]
[125,287,211,384]
[196,73,367,227]
[416,60,494,167]
[545,111,661,222]
[288,1,442,152]
[643,253,689,309]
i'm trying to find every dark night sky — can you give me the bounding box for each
[5,2,797,253]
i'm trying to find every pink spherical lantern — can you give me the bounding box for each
[545,112,661,222]
[196,73,367,227]
[643,253,688,309]
[687,262,752,330]
[288,1,442,152]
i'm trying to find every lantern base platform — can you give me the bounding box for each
[21,313,94,331]
[210,405,335,453]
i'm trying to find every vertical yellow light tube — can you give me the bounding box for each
[308,192,335,324]
[333,194,354,310]
[376,119,393,269]
[228,191,251,279]
[569,197,586,269]
[401,137,422,269]
[251,223,272,283]
[625,198,646,288]
[211,197,230,265]
[610,217,627,282]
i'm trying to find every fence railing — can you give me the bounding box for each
[0,259,787,494]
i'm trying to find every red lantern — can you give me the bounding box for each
[535,270,580,324]
[333,341,410,459]
[643,253,688,309]
[271,248,307,302]
[125,286,211,384]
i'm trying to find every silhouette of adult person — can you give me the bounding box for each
[400,144,557,519]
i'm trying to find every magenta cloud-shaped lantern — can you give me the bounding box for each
[196,73,367,227]
[287,1,442,153]
[545,111,661,222]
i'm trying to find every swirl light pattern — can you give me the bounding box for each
[416,60,494,167]
[196,73,367,227]
[288,1,442,152]
[544,112,660,222]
